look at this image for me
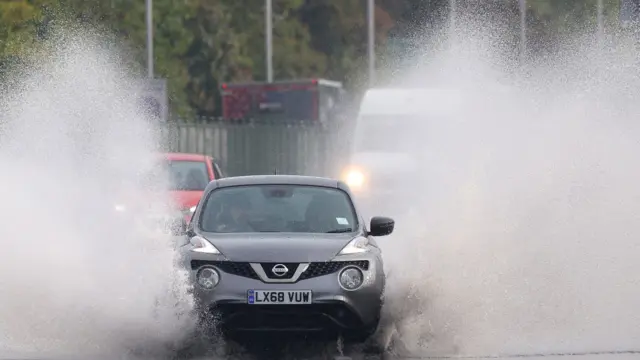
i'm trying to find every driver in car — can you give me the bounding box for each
[215,193,253,232]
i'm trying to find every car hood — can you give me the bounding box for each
[200,232,359,262]
[171,190,204,210]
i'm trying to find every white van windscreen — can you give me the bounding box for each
[354,115,427,153]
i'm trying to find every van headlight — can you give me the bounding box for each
[342,168,366,189]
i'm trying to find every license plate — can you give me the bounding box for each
[247,290,312,305]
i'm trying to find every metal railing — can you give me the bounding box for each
[159,118,354,178]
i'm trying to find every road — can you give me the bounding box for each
[384,354,640,360]
[440,357,638,360]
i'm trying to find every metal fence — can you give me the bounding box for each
[160,118,354,178]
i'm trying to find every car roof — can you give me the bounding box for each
[358,87,464,116]
[357,86,513,117]
[162,152,210,161]
[214,175,341,188]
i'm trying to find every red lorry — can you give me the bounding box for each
[220,78,345,122]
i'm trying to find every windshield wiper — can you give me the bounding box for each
[326,228,353,233]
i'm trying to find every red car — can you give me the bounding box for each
[163,152,226,224]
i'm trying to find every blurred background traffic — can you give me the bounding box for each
[0,0,638,178]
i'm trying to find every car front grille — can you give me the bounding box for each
[259,262,300,279]
[191,260,369,282]
[191,260,258,279]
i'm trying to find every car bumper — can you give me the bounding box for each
[188,255,384,334]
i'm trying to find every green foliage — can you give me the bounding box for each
[0,0,42,56]
[528,0,621,32]
[299,0,366,85]
[0,0,626,116]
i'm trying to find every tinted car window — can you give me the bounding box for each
[167,160,210,191]
[199,185,358,233]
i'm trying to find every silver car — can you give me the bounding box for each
[177,175,395,343]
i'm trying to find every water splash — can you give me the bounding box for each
[0,29,194,357]
[366,12,640,357]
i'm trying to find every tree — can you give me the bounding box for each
[0,0,42,57]
[299,0,395,89]
[181,0,253,116]
[183,0,327,116]
[264,0,327,80]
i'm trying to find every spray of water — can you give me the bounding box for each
[370,12,640,357]
[4,8,640,360]
[0,29,194,357]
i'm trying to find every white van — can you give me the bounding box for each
[341,87,463,198]
[340,85,514,216]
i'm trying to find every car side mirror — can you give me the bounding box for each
[369,216,394,236]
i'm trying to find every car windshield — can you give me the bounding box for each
[134,159,210,191]
[199,184,358,233]
[159,160,210,191]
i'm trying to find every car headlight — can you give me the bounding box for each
[338,267,364,290]
[342,168,366,189]
[338,237,370,255]
[190,235,222,254]
[182,206,197,216]
[114,204,126,212]
[196,266,220,290]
